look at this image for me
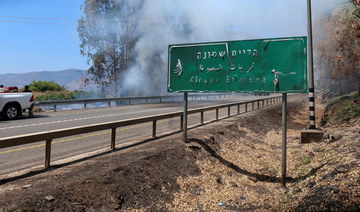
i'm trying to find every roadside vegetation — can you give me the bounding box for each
[19,80,73,101]
[315,0,360,96]
[24,80,66,92]
[321,92,360,126]
[20,80,105,101]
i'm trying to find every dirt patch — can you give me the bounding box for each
[0,94,359,211]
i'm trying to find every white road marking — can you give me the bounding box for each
[0,108,170,131]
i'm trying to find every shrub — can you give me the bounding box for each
[28,80,66,92]
[73,90,106,99]
[321,92,360,126]
[34,91,75,101]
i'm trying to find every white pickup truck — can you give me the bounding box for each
[0,92,34,120]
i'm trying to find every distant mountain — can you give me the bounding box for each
[0,69,87,91]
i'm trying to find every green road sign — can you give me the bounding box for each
[168,36,307,93]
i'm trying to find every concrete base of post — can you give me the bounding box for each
[300,129,324,143]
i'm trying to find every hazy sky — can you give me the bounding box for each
[0,0,344,75]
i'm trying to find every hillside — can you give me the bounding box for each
[0,69,86,91]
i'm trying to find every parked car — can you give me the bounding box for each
[0,92,34,120]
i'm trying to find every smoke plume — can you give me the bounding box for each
[109,0,345,96]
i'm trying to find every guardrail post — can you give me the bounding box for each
[152,120,157,138]
[237,104,240,114]
[111,128,116,150]
[216,108,219,120]
[180,115,183,131]
[84,102,87,109]
[228,106,231,117]
[201,111,204,125]
[252,102,254,110]
[267,99,269,106]
[45,139,52,168]
[257,101,260,109]
[245,103,248,112]
[54,105,57,112]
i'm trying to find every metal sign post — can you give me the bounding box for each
[183,92,188,142]
[281,93,287,187]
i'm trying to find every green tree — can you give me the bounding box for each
[28,80,66,92]
[77,0,139,97]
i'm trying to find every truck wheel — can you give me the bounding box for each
[2,104,21,120]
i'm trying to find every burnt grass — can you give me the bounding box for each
[0,94,359,211]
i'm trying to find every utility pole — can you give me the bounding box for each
[301,0,324,143]
[307,0,316,129]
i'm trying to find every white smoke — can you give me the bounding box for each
[121,0,346,96]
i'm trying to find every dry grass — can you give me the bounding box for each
[163,95,360,211]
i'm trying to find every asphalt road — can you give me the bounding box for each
[0,95,277,175]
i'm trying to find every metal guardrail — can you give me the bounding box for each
[34,94,233,111]
[0,96,281,169]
